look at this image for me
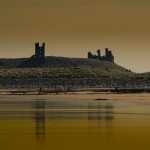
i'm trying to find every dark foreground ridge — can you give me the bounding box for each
[0,66,149,90]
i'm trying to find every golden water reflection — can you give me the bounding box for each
[0,94,150,150]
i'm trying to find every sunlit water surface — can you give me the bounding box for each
[0,94,150,150]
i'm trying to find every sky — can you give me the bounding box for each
[0,0,150,73]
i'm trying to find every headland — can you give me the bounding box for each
[0,43,149,94]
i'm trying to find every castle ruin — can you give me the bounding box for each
[18,42,45,67]
[88,48,114,63]
[34,42,45,64]
[18,43,114,68]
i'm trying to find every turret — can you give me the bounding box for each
[105,48,109,57]
[35,42,45,64]
[97,50,101,59]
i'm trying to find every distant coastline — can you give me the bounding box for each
[0,43,149,91]
[0,87,150,95]
[0,63,149,91]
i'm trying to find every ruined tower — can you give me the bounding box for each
[105,48,114,63]
[35,42,45,64]
[97,50,101,59]
[87,48,114,63]
[18,42,46,68]
[88,52,93,59]
[105,48,109,57]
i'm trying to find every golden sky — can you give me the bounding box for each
[0,0,150,73]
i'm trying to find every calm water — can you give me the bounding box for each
[0,93,150,150]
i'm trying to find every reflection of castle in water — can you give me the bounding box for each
[87,102,114,137]
[35,99,45,139]
[33,99,114,139]
[88,102,114,121]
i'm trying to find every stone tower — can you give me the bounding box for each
[87,48,114,63]
[97,50,101,59]
[35,42,45,64]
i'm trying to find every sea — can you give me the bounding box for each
[0,93,150,150]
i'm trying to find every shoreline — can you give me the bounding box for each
[0,87,150,95]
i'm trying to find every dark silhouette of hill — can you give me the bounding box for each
[1,43,149,90]
[0,56,150,89]
[0,56,129,73]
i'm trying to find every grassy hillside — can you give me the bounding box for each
[0,58,26,68]
[0,56,130,73]
[0,66,132,79]
[0,56,150,89]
